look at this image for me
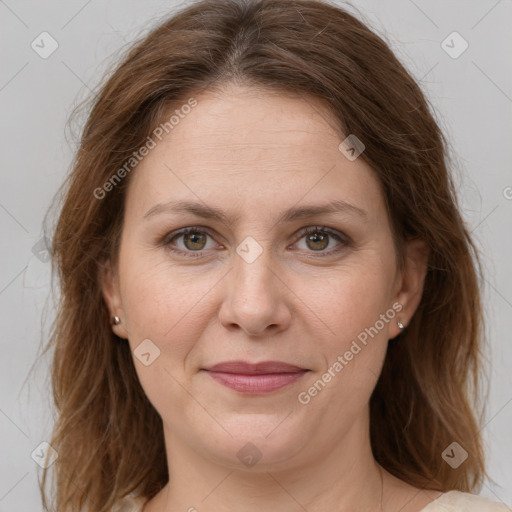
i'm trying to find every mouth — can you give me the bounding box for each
[202,361,310,395]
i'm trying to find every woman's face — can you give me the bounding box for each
[103,84,427,470]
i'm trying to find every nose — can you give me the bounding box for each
[218,244,292,338]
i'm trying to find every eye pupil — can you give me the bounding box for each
[306,231,329,251]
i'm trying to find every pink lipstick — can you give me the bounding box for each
[203,361,309,395]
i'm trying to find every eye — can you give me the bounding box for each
[163,227,220,258]
[292,226,350,257]
[161,225,350,259]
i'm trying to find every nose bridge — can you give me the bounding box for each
[219,235,289,336]
[233,236,277,304]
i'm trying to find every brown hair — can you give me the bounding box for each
[38,0,489,510]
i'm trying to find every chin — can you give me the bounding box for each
[195,414,312,470]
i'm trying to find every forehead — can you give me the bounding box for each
[163,85,344,164]
[126,85,384,222]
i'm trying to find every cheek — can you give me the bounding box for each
[296,254,394,399]
[119,263,211,413]
[120,257,218,356]
[305,258,395,345]
[295,273,391,419]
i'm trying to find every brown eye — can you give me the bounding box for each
[305,231,329,251]
[294,226,350,257]
[163,227,219,258]
[162,225,350,260]
[181,231,208,250]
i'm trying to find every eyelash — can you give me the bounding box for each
[161,226,351,259]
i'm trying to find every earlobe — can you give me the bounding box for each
[99,260,129,339]
[390,237,429,339]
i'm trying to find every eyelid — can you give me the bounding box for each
[298,225,351,244]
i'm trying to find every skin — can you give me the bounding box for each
[102,84,440,511]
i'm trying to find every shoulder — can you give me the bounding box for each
[111,495,148,512]
[422,491,511,511]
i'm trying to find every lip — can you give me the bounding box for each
[205,361,307,374]
[202,361,309,395]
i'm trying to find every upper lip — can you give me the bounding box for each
[204,361,308,374]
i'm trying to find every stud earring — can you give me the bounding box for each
[113,315,120,325]
[397,320,405,329]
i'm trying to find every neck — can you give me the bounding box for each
[155,411,384,512]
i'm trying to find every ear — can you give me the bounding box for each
[389,237,429,340]
[99,260,129,339]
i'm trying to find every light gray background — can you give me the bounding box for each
[1,1,511,510]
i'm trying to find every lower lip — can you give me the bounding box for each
[205,371,308,394]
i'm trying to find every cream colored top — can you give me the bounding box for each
[112,491,512,511]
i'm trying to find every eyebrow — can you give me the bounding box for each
[143,199,368,224]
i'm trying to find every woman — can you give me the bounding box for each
[39,0,510,511]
